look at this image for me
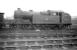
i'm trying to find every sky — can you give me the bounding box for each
[0,0,77,19]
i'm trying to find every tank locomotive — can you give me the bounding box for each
[10,8,72,29]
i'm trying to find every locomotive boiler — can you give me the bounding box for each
[11,8,71,29]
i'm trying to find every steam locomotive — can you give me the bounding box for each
[4,8,72,29]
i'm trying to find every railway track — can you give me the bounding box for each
[0,26,77,50]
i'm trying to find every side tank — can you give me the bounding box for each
[33,11,60,24]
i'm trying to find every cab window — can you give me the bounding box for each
[52,12,58,16]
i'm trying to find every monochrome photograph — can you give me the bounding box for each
[0,0,77,50]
